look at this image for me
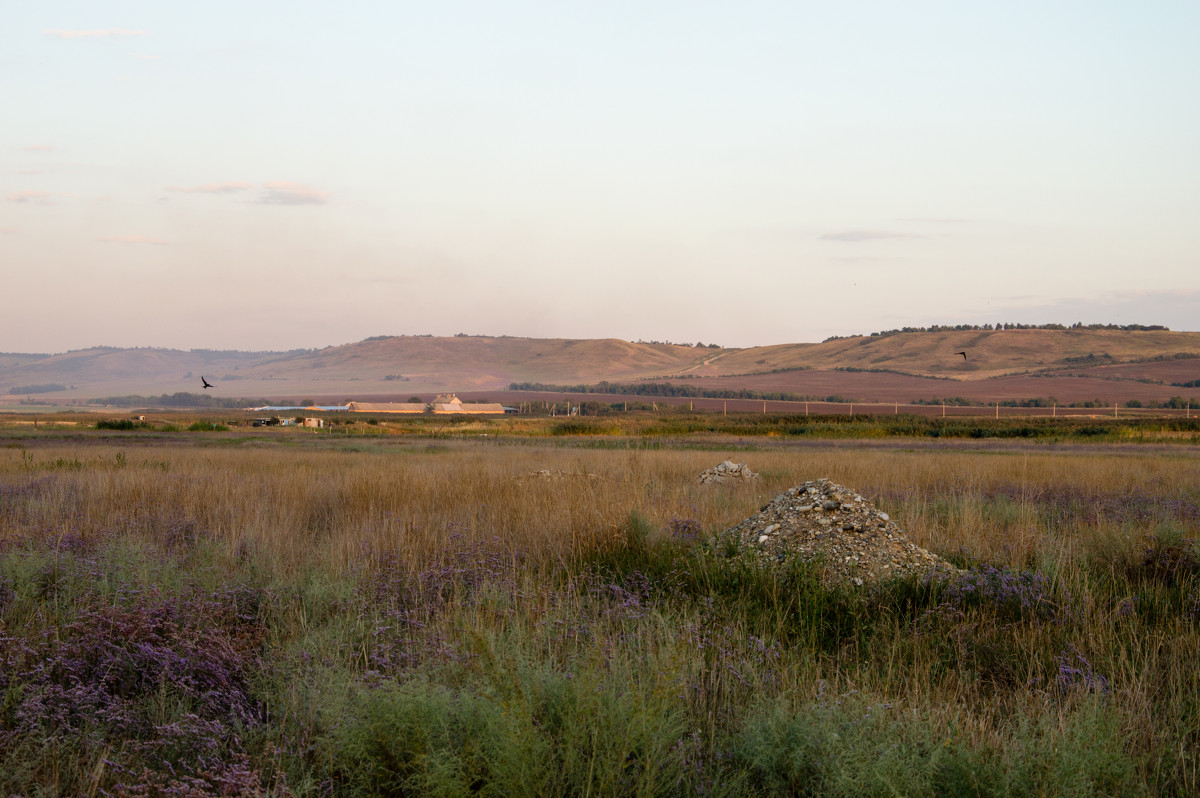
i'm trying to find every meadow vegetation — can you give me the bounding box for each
[0,428,1197,795]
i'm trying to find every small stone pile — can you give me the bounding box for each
[698,461,760,484]
[720,478,959,587]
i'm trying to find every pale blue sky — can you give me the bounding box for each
[3,2,1198,352]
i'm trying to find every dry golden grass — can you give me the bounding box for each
[5,438,1197,577]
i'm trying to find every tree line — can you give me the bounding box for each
[824,323,1170,342]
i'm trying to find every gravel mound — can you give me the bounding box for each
[720,478,959,587]
[698,461,760,484]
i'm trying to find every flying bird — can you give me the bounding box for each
[954,351,967,360]
[201,376,214,389]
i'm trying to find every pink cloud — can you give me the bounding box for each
[45,29,148,39]
[258,181,329,205]
[97,234,168,245]
[166,182,252,194]
[7,191,55,205]
[21,145,54,152]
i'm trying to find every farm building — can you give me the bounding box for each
[250,405,349,412]
[343,395,504,415]
[345,402,426,414]
[431,394,504,415]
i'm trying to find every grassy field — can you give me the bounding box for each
[1,425,1198,795]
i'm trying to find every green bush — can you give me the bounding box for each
[326,672,686,796]
[187,421,230,431]
[96,418,139,430]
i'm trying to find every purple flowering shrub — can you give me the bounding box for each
[929,565,1069,624]
[916,566,1084,692]
[0,582,273,795]
[1053,643,1110,696]
[668,517,703,544]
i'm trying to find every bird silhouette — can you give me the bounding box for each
[954,351,967,360]
[201,376,214,389]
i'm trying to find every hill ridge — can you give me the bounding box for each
[2,329,1199,405]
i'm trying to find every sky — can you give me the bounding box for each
[3,2,1199,353]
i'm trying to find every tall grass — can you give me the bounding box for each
[1,436,1197,795]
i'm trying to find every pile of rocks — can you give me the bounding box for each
[698,461,760,484]
[720,478,959,587]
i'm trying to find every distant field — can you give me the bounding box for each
[644,370,1200,405]
[87,386,1188,416]
[1045,358,1200,384]
[638,370,1199,405]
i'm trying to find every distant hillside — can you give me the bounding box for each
[0,348,280,401]
[1,329,1198,406]
[695,329,1200,380]
[0,337,718,402]
[233,336,714,386]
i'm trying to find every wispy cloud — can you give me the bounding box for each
[164,180,330,205]
[7,191,55,205]
[165,181,252,194]
[128,52,158,60]
[21,144,54,152]
[819,230,920,243]
[45,29,148,39]
[0,227,18,234]
[97,234,168,245]
[258,181,329,206]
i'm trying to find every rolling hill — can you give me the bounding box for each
[1,329,1198,407]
